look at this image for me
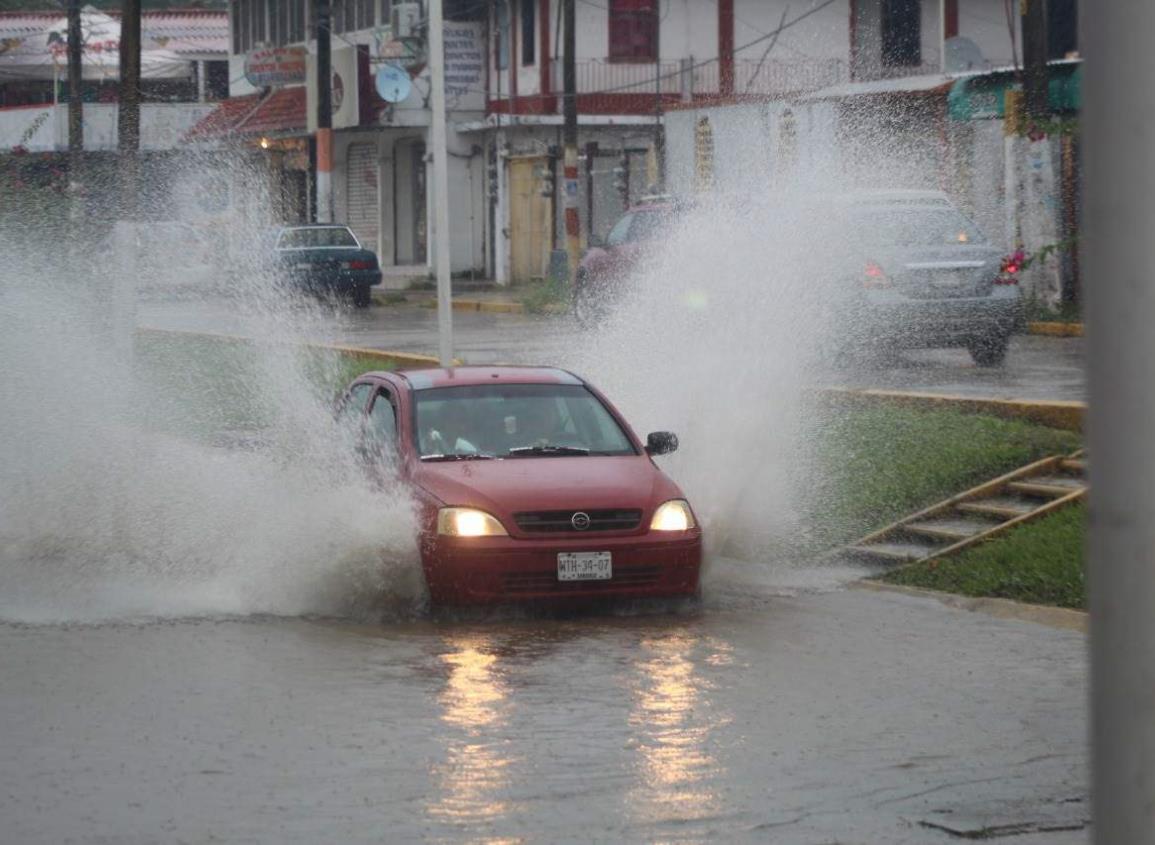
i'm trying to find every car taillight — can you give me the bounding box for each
[863,261,890,289]
[996,255,1021,285]
[344,259,373,270]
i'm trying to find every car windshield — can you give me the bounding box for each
[277,227,359,249]
[414,384,637,459]
[850,208,987,247]
[605,209,671,247]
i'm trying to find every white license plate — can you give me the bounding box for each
[931,273,963,288]
[557,551,612,581]
[293,262,313,270]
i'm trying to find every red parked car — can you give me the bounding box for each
[337,366,702,606]
[573,197,680,327]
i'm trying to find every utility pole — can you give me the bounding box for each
[428,0,454,366]
[562,0,580,283]
[117,0,141,220]
[1020,0,1048,121]
[66,0,83,239]
[1086,2,1155,841]
[314,0,333,223]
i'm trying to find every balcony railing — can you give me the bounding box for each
[548,59,682,96]
[542,56,848,103]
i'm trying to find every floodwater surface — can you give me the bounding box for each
[0,587,1088,844]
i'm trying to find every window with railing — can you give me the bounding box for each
[608,0,657,62]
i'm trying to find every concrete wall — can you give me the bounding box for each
[0,103,216,152]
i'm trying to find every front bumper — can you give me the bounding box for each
[422,531,702,606]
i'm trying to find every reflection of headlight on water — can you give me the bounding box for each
[682,290,709,310]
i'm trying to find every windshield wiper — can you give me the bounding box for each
[421,453,496,462]
[507,445,590,456]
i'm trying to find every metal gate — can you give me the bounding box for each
[345,142,378,252]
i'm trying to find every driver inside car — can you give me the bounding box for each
[427,402,480,456]
[512,400,578,450]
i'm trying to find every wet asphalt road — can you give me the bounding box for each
[139,298,1086,402]
[0,583,1088,844]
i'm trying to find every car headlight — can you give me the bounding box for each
[650,499,696,532]
[437,507,509,537]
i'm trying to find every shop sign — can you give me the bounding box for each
[245,46,308,88]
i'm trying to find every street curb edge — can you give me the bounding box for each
[851,579,1088,632]
[1027,321,1084,337]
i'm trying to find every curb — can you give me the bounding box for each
[1028,321,1084,337]
[452,298,526,314]
[818,386,1085,432]
[137,327,445,370]
[851,579,1088,633]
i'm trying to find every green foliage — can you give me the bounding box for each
[880,503,1087,609]
[518,277,570,315]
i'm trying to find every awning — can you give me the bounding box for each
[183,86,306,143]
[948,59,1082,120]
[798,73,954,103]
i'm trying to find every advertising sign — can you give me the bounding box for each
[442,21,484,111]
[245,46,307,88]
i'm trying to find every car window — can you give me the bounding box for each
[413,384,637,458]
[277,227,359,249]
[852,208,988,247]
[624,210,668,243]
[367,390,397,446]
[605,213,634,247]
[338,383,373,422]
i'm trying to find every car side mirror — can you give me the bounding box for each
[645,431,678,456]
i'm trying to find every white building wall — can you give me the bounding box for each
[0,103,216,152]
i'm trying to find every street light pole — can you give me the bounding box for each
[1085,1,1155,841]
[428,0,454,366]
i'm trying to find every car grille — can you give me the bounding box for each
[502,566,662,594]
[513,509,643,533]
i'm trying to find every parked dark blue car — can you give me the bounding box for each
[272,224,381,308]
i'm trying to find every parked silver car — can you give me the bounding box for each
[832,191,1022,366]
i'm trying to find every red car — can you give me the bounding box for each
[338,366,702,606]
[573,198,679,327]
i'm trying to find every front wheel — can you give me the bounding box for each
[351,286,372,309]
[968,333,1010,367]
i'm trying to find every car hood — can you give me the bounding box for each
[413,455,672,517]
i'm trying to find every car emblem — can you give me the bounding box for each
[571,512,591,531]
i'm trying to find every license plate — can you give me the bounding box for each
[931,272,962,288]
[557,551,612,581]
[293,262,313,270]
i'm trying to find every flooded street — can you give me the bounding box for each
[1,584,1088,844]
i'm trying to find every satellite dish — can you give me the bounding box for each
[944,36,987,73]
[375,63,412,103]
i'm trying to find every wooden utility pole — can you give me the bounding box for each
[117,0,141,219]
[562,0,580,282]
[1021,0,1049,121]
[314,0,333,222]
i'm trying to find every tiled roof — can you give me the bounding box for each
[236,85,306,136]
[184,91,261,140]
[184,86,308,142]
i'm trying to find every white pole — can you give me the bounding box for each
[428,0,454,367]
[1086,2,1155,842]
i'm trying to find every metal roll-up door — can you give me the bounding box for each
[346,142,379,252]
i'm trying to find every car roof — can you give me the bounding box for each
[390,366,585,391]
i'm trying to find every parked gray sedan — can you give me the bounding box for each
[833,191,1022,366]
